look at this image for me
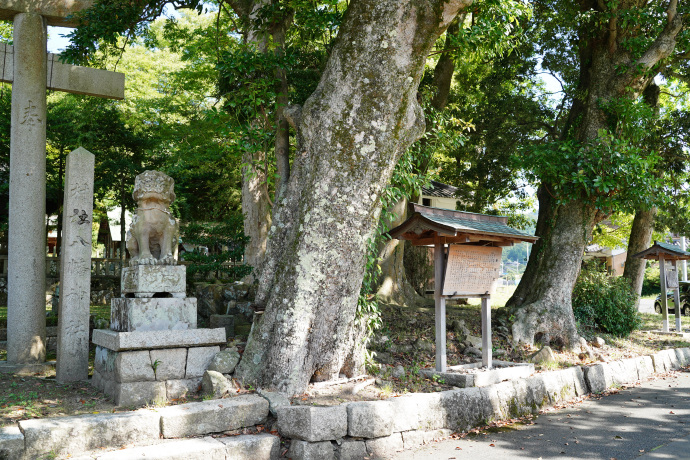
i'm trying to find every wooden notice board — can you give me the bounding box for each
[442,245,502,296]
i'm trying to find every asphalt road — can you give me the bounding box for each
[392,369,690,460]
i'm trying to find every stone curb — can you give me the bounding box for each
[2,347,689,459]
[278,347,690,460]
[0,394,269,459]
[70,434,280,460]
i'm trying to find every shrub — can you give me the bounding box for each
[572,268,640,337]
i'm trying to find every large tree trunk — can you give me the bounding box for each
[508,0,683,348]
[235,0,470,395]
[376,16,462,305]
[623,83,661,303]
[234,0,290,277]
[508,186,597,347]
[375,198,426,306]
[623,207,657,299]
[241,152,272,273]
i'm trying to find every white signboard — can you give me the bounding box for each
[443,245,502,296]
[666,267,679,289]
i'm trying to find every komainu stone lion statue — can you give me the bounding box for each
[126,170,179,266]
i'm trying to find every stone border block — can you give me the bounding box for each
[0,426,24,460]
[365,433,404,458]
[94,437,226,460]
[401,429,453,449]
[583,364,610,394]
[287,440,335,460]
[19,410,160,458]
[441,387,493,432]
[635,356,655,381]
[347,401,394,438]
[0,361,55,375]
[217,434,280,460]
[675,347,690,366]
[159,395,268,438]
[541,367,586,403]
[338,439,368,460]
[608,359,639,386]
[277,405,347,442]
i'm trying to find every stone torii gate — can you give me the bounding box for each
[0,1,125,369]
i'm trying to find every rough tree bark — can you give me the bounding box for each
[624,83,661,302]
[231,0,291,276]
[508,0,683,348]
[375,198,425,305]
[624,208,657,297]
[376,16,463,305]
[235,0,472,395]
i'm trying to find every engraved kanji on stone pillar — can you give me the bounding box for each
[56,147,95,382]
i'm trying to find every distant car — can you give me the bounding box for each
[654,281,690,316]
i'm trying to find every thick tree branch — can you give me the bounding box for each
[636,2,683,72]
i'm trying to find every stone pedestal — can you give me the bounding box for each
[110,297,197,332]
[94,262,226,406]
[92,329,225,406]
[121,265,186,298]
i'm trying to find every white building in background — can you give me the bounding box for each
[418,180,461,210]
[583,244,627,276]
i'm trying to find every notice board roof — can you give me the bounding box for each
[388,203,538,246]
[632,241,690,261]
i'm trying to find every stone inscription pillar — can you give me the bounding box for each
[7,13,48,363]
[56,148,94,382]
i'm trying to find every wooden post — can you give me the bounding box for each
[481,296,492,368]
[434,235,447,372]
[672,259,682,332]
[660,255,669,332]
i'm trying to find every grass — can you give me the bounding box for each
[0,372,117,427]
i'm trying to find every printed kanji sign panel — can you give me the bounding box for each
[443,245,502,296]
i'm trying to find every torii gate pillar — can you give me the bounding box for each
[7,13,49,364]
[0,0,124,368]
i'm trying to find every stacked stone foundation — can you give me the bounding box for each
[93,265,226,406]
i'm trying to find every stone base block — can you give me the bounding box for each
[277,405,347,442]
[94,340,220,406]
[209,314,235,338]
[420,361,534,388]
[113,381,167,407]
[110,297,197,332]
[166,378,202,399]
[122,264,186,297]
